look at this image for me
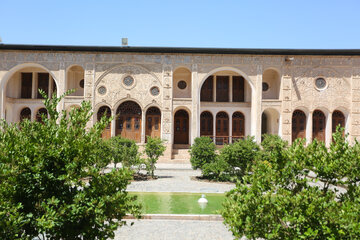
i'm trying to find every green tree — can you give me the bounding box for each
[189,137,217,170]
[222,128,360,239]
[107,137,142,172]
[220,136,259,179]
[144,136,166,178]
[0,90,141,240]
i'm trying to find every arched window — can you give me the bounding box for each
[146,107,161,141]
[200,111,213,137]
[173,68,192,98]
[262,69,280,99]
[232,112,245,142]
[292,110,306,142]
[20,107,31,122]
[313,110,326,142]
[116,101,142,142]
[200,76,213,101]
[174,110,189,144]
[216,111,229,145]
[36,108,48,123]
[67,65,85,96]
[97,106,112,139]
[332,110,345,136]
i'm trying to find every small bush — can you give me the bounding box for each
[144,136,166,178]
[189,137,217,170]
[260,134,289,170]
[220,136,260,178]
[107,137,142,171]
[202,157,231,181]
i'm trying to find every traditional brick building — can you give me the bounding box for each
[0,44,359,159]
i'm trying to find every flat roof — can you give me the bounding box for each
[1,44,360,56]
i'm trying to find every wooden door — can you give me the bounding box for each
[116,101,142,142]
[332,110,345,136]
[313,110,325,142]
[21,73,32,99]
[292,110,306,142]
[174,110,189,144]
[232,112,245,140]
[216,112,229,144]
[146,107,161,141]
[216,76,229,102]
[232,76,244,102]
[200,111,213,137]
[97,106,111,139]
[37,73,49,99]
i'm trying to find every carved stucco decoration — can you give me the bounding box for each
[292,67,351,112]
[94,64,162,110]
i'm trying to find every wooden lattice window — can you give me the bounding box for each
[200,76,213,102]
[37,73,49,99]
[332,110,345,134]
[232,76,244,102]
[232,111,245,137]
[21,73,32,99]
[116,101,142,142]
[200,111,213,136]
[216,76,229,102]
[292,110,306,142]
[312,110,326,142]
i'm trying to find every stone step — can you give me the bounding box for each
[172,149,190,155]
[158,158,191,164]
[171,155,190,159]
[173,144,190,149]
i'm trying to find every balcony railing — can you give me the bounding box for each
[201,135,245,145]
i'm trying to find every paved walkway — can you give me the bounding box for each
[114,219,236,240]
[127,164,236,193]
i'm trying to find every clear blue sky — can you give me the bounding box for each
[1,0,359,49]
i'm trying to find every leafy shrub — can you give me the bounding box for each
[107,137,142,171]
[260,134,289,171]
[0,90,141,239]
[144,136,166,178]
[189,137,217,170]
[222,127,360,239]
[220,136,260,178]
[202,156,231,181]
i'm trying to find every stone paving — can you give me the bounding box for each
[114,219,236,240]
[127,163,236,193]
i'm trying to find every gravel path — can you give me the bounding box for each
[114,219,236,240]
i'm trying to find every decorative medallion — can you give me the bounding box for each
[123,76,134,86]
[150,86,160,96]
[315,77,327,90]
[178,80,187,90]
[98,86,107,95]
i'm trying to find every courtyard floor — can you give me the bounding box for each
[114,163,237,240]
